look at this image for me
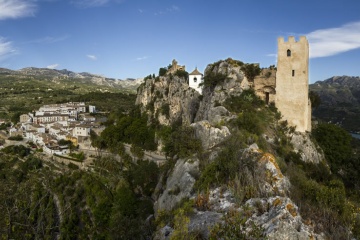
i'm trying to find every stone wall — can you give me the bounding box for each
[254,68,276,104]
[275,36,311,132]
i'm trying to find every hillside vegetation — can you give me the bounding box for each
[1,62,360,239]
[0,74,136,121]
[310,76,360,132]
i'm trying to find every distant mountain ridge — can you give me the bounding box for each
[310,76,360,132]
[0,67,144,92]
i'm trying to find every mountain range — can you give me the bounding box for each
[0,67,144,92]
[310,76,360,132]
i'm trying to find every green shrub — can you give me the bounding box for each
[159,67,167,77]
[201,71,227,90]
[241,64,261,82]
[8,135,23,141]
[210,210,264,239]
[174,70,189,79]
[312,123,352,173]
[130,145,144,159]
[224,88,264,113]
[161,103,170,118]
[162,126,202,159]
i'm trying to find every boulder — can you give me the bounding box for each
[246,197,324,240]
[154,158,200,212]
[191,120,231,150]
[291,132,324,164]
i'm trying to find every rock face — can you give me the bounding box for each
[191,120,231,150]
[195,59,248,123]
[291,132,324,163]
[154,158,200,212]
[136,76,200,126]
[246,197,324,240]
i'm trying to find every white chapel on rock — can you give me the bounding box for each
[189,68,203,94]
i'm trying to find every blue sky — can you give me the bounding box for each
[0,0,360,83]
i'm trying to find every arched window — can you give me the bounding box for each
[193,77,197,83]
[287,49,291,57]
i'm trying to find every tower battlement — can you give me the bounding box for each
[278,36,307,44]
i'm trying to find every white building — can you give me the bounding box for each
[89,105,96,113]
[189,68,203,94]
[73,125,91,137]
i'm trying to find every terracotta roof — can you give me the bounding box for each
[189,68,203,75]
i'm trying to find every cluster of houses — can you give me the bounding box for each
[8,102,103,155]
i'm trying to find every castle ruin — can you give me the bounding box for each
[254,36,311,132]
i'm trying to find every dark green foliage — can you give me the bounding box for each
[174,70,189,79]
[98,108,157,151]
[159,67,167,77]
[201,71,227,90]
[161,103,170,118]
[2,145,30,157]
[224,89,265,113]
[0,122,11,130]
[126,160,159,197]
[162,125,203,159]
[69,152,85,161]
[130,144,145,159]
[309,90,321,109]
[11,112,22,124]
[196,134,263,199]
[312,123,352,173]
[241,64,261,82]
[8,134,23,141]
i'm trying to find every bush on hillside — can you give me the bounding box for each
[312,123,352,173]
[241,64,261,82]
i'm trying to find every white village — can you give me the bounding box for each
[4,102,101,156]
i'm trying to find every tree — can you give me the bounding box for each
[159,67,167,77]
[312,123,352,173]
[241,64,261,82]
[309,91,321,109]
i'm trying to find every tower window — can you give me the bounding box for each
[287,49,291,57]
[292,70,295,77]
[193,77,197,83]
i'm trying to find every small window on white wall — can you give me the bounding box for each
[193,77,197,83]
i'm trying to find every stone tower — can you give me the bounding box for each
[275,36,311,132]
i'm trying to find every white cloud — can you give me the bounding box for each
[29,35,70,44]
[71,0,109,7]
[266,53,277,58]
[155,5,180,15]
[307,21,360,58]
[47,64,59,69]
[0,37,17,60]
[136,56,148,61]
[87,54,97,60]
[0,0,37,20]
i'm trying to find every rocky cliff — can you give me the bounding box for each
[195,59,249,123]
[136,59,349,239]
[135,75,200,126]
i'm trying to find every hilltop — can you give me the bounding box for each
[1,60,360,239]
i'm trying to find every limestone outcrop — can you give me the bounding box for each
[136,76,200,126]
[154,157,199,212]
[195,59,248,123]
[191,120,231,150]
[291,132,324,163]
[246,197,324,240]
